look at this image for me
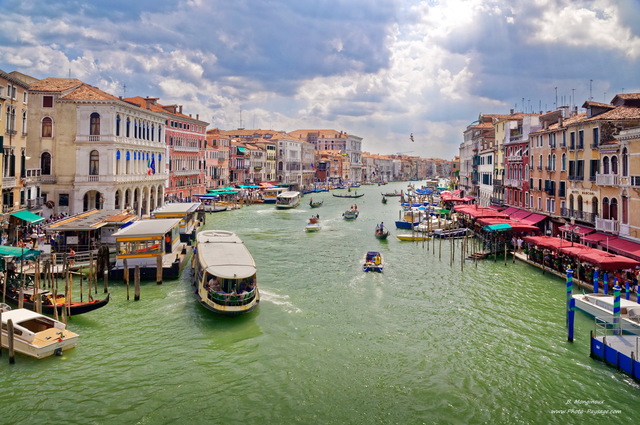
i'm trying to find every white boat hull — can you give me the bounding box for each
[1,309,78,358]
[572,294,640,334]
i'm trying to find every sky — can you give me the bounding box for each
[2,0,640,160]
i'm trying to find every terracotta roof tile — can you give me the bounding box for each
[61,84,120,101]
[585,106,640,121]
[28,78,83,92]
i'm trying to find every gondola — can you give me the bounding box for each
[382,196,387,204]
[375,229,390,240]
[332,193,364,198]
[309,200,324,208]
[4,287,110,316]
[381,192,401,197]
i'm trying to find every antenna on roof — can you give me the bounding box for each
[122,84,127,98]
[589,79,593,101]
[68,69,71,78]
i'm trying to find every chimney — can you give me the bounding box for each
[196,114,199,120]
[558,116,563,127]
[510,109,514,115]
[179,105,183,114]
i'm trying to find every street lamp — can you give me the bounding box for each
[569,217,576,247]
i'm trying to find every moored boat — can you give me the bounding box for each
[193,230,259,316]
[363,251,383,272]
[4,286,110,316]
[572,293,640,334]
[396,234,431,241]
[275,191,301,209]
[1,308,79,358]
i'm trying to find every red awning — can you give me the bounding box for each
[519,213,547,225]
[558,224,595,236]
[576,250,640,271]
[501,207,519,216]
[522,236,567,250]
[511,210,531,220]
[599,238,640,261]
[581,232,615,244]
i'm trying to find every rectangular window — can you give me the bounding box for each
[578,130,584,149]
[592,128,599,147]
[559,181,566,197]
[589,159,599,180]
[570,132,575,149]
[43,96,53,108]
[59,193,69,206]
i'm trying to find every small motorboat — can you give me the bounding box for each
[363,251,384,273]
[308,215,320,224]
[343,209,359,220]
[1,308,79,358]
[305,223,321,232]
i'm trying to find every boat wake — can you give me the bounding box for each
[259,289,302,314]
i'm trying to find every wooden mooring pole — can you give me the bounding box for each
[7,318,15,364]
[134,265,141,301]
[124,259,130,301]
[156,255,163,285]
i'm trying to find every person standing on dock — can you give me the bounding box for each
[516,237,523,253]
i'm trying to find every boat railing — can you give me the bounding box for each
[593,315,639,337]
[208,288,257,306]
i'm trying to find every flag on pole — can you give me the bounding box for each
[147,155,152,175]
[150,154,156,175]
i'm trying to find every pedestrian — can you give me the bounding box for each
[516,237,523,253]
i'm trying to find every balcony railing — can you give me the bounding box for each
[27,197,44,210]
[41,175,57,184]
[2,176,16,188]
[505,155,522,163]
[560,207,597,224]
[596,173,619,186]
[504,178,522,188]
[172,145,200,152]
[173,169,201,176]
[596,217,619,233]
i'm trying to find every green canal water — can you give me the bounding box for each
[2,181,639,425]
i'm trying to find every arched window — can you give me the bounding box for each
[89,150,99,175]
[116,115,121,136]
[622,148,629,176]
[552,154,556,171]
[610,198,618,221]
[592,197,598,219]
[602,156,610,174]
[577,195,583,212]
[22,110,27,134]
[41,117,53,137]
[561,153,566,171]
[538,155,542,169]
[547,154,551,169]
[90,112,100,135]
[126,118,131,137]
[602,197,610,220]
[611,156,618,175]
[41,152,52,175]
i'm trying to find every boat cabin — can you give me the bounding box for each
[111,218,184,279]
[275,191,301,209]
[262,187,286,203]
[151,202,201,242]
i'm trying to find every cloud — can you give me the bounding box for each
[1,0,640,160]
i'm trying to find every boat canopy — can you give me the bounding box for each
[113,218,181,238]
[197,230,256,279]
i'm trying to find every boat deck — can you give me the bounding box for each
[31,328,78,348]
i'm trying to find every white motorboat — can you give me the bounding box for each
[193,230,259,316]
[572,293,640,334]
[1,308,79,358]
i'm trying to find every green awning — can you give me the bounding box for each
[0,245,42,260]
[11,210,45,224]
[483,223,512,232]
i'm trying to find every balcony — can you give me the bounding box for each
[596,217,619,233]
[504,178,522,188]
[27,197,44,210]
[3,176,17,188]
[41,175,57,184]
[561,208,597,224]
[596,173,619,186]
[172,145,200,152]
[568,175,584,181]
[545,188,556,196]
[173,169,201,176]
[493,179,503,187]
